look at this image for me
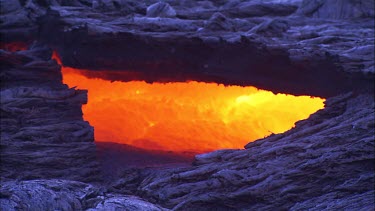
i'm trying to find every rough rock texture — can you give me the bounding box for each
[248,18,289,36]
[0,0,374,210]
[29,0,373,97]
[146,2,176,18]
[0,179,167,210]
[1,1,373,92]
[138,93,375,210]
[297,0,375,19]
[0,44,100,182]
[204,12,235,31]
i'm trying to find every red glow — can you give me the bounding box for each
[0,42,28,52]
[55,52,325,152]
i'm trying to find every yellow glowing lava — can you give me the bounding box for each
[58,57,325,152]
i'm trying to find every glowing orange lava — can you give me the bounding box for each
[56,53,325,152]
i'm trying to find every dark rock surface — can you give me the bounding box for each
[2,0,374,97]
[146,2,176,18]
[96,142,194,182]
[38,0,375,97]
[0,179,167,210]
[0,0,374,210]
[0,44,100,182]
[138,93,375,210]
[297,0,375,19]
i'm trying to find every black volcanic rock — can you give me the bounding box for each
[27,0,372,97]
[0,1,374,210]
[248,18,289,37]
[1,1,374,96]
[0,44,100,182]
[224,1,298,18]
[146,2,176,18]
[203,12,234,31]
[0,179,167,210]
[0,0,22,14]
[297,0,375,19]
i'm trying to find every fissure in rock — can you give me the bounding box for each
[56,53,325,152]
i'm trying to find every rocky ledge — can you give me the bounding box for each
[0,44,99,182]
[0,0,374,210]
[1,0,374,97]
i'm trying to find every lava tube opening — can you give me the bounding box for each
[55,53,325,152]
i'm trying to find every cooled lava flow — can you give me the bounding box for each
[54,52,325,152]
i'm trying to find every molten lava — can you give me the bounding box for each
[55,53,325,152]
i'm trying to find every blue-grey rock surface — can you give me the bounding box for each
[0,0,374,210]
[0,179,167,210]
[1,0,373,78]
[0,44,99,182]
